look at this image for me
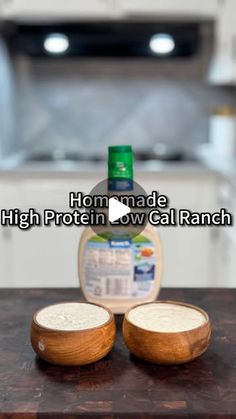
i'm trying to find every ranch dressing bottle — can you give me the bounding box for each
[78,146,162,314]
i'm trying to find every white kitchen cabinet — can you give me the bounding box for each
[0,171,225,289]
[0,176,96,287]
[8,225,81,287]
[117,0,219,18]
[0,0,113,20]
[209,0,236,84]
[138,173,217,288]
[209,180,236,287]
[210,228,236,288]
[0,226,9,280]
[0,0,221,21]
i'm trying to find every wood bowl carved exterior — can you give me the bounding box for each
[123,301,211,365]
[31,302,116,366]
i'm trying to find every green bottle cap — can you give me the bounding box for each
[108,145,133,180]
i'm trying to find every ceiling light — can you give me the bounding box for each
[44,33,69,55]
[149,33,175,55]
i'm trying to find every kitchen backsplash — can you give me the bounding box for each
[3,27,236,157]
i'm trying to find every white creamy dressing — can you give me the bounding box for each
[36,302,110,331]
[128,303,206,332]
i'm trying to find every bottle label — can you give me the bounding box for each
[83,234,157,299]
[108,179,133,192]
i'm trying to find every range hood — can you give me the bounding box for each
[3,21,200,58]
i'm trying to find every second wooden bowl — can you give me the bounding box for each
[123,300,211,365]
[31,302,116,366]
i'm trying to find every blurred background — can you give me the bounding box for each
[0,0,235,289]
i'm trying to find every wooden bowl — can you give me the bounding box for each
[31,302,116,366]
[123,300,211,365]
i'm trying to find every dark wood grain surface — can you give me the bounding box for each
[0,288,235,419]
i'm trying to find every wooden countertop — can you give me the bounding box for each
[0,288,235,418]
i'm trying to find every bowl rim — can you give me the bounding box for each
[124,300,210,335]
[32,301,115,333]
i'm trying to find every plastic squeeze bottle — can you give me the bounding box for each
[78,145,162,313]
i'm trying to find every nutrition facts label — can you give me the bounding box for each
[83,235,157,299]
